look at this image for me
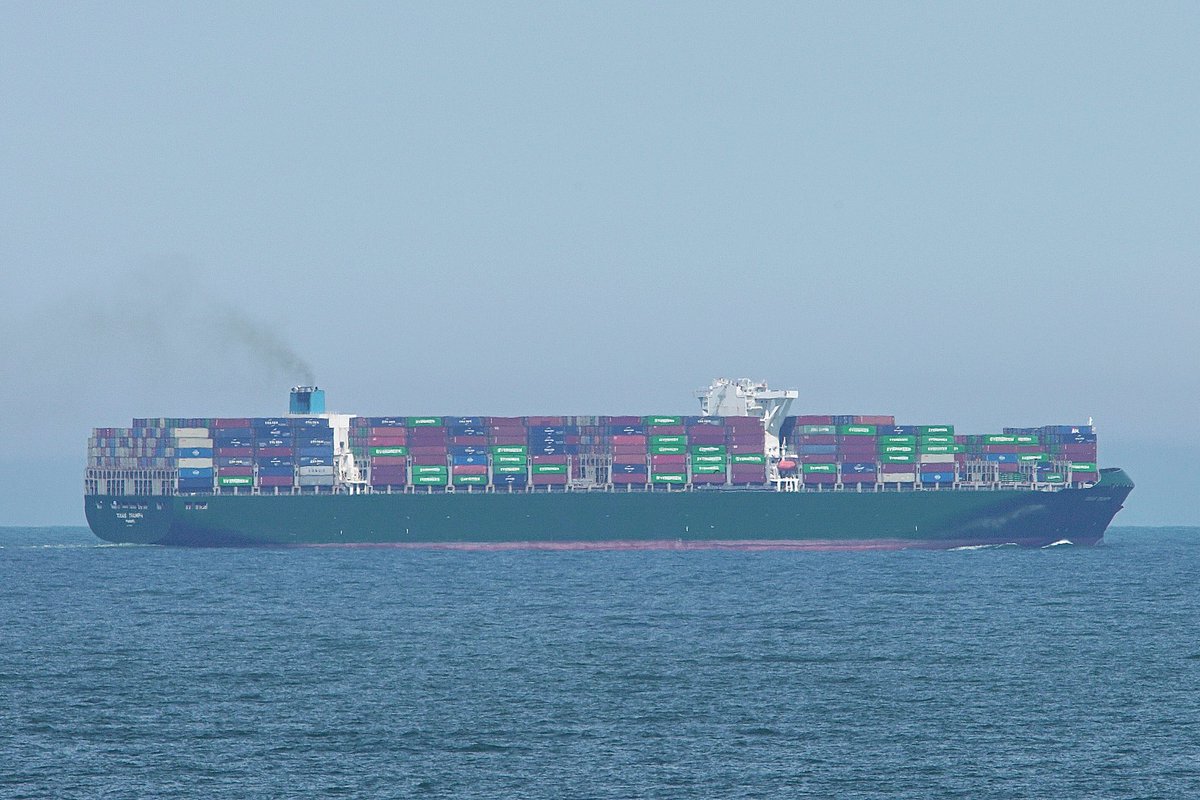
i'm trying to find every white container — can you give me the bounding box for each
[171,428,209,439]
[298,466,335,476]
[297,475,335,486]
[175,437,214,448]
[177,458,214,469]
[919,454,956,464]
[879,473,918,482]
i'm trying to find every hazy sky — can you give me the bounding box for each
[2,2,1197,524]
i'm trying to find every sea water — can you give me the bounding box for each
[1,526,1198,799]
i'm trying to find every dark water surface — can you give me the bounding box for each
[2,526,1198,799]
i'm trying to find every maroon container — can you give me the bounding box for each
[370,456,407,466]
[409,445,448,456]
[650,455,686,466]
[218,466,253,477]
[800,453,837,463]
[411,455,448,466]
[803,473,837,484]
[687,431,726,445]
[854,415,895,426]
[213,418,252,429]
[611,434,647,446]
[216,447,254,457]
[840,473,876,484]
[724,416,764,429]
[612,454,649,465]
[798,434,837,445]
[451,435,487,445]
[452,465,488,476]
[690,473,727,485]
[611,473,646,485]
[611,445,649,456]
[368,435,408,447]
[526,416,566,426]
[727,435,763,446]
[531,454,568,464]
[488,436,526,446]
[728,442,764,452]
[647,424,686,435]
[1071,471,1100,482]
[484,416,523,426]
[259,475,295,487]
[793,415,834,425]
[370,427,408,437]
[881,463,916,474]
[255,447,294,457]
[489,425,527,437]
[998,463,1022,474]
[408,431,448,444]
[983,444,1019,454]
[1057,444,1098,457]
[531,474,568,485]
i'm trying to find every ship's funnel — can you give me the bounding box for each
[290,386,326,414]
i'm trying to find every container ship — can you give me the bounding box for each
[85,380,1133,549]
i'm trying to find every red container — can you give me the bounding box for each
[798,434,836,445]
[408,431,448,444]
[881,463,916,474]
[650,455,686,466]
[531,474,568,485]
[611,473,645,485]
[793,415,834,425]
[531,454,568,464]
[611,434,647,446]
[451,435,487,445]
[368,436,408,446]
[690,473,726,485]
[803,473,837,484]
[409,446,448,456]
[255,447,294,457]
[213,418,252,429]
[727,435,763,446]
[800,453,837,463]
[854,415,895,426]
[370,456,407,466]
[841,473,876,483]
[370,427,408,437]
[452,465,488,475]
[1071,471,1100,482]
[606,416,641,425]
[216,447,253,457]
[611,445,649,456]
[258,475,294,487]
[218,466,253,476]
[725,416,764,429]
[488,425,527,436]
[411,455,448,466]
[488,436,526,446]
[484,416,524,426]
[687,431,726,445]
[526,416,566,426]
[612,454,649,465]
[1058,444,1098,457]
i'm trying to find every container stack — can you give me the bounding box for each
[295,416,334,488]
[354,417,407,490]
[213,418,253,489]
[608,417,647,486]
[688,417,728,486]
[253,417,296,491]
[727,416,767,485]
[408,417,449,487]
[647,415,687,486]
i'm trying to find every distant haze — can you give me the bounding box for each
[1,3,1197,524]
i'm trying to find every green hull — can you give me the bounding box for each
[85,469,1133,550]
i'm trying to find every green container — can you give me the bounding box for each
[651,472,687,483]
[1040,473,1066,484]
[1069,462,1098,471]
[691,444,726,455]
[692,454,726,465]
[983,434,1018,444]
[999,473,1027,482]
[651,435,687,446]
[879,454,915,463]
[493,454,528,465]
[691,464,726,475]
[800,424,836,435]
[838,424,876,436]
[920,444,965,454]
[919,425,954,435]
[491,445,527,455]
[731,453,765,464]
[408,417,443,427]
[1017,453,1049,462]
[412,465,447,475]
[453,474,487,485]
[650,444,686,455]
[218,476,253,487]
[802,463,836,474]
[878,444,915,454]
[493,465,526,474]
[919,435,954,445]
[413,475,447,485]
[369,446,408,457]
[879,435,916,445]
[644,416,683,426]
[532,464,568,475]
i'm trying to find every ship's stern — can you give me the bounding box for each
[85,496,175,545]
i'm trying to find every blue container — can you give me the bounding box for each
[256,437,293,449]
[290,417,330,429]
[878,425,918,435]
[800,444,837,455]
[300,456,333,467]
[253,427,291,440]
[177,447,213,459]
[684,416,724,426]
[214,436,253,449]
[529,427,566,437]
[832,415,856,426]
[256,457,295,468]
[252,418,289,428]
[448,425,488,437]
[449,445,489,457]
[301,435,333,447]
[299,446,334,458]
[841,461,878,474]
[451,454,489,465]
[447,417,483,427]
[529,435,566,445]
[921,472,955,483]
[492,474,528,486]
[613,463,648,474]
[364,417,406,428]
[609,425,646,436]
[984,453,1019,463]
[533,445,571,456]
[1041,424,1095,435]
[177,478,212,491]
[258,465,295,478]
[178,467,214,479]
[217,456,254,467]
